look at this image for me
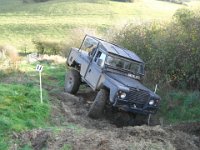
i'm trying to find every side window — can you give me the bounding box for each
[80,37,98,56]
[94,51,106,67]
[94,51,102,62]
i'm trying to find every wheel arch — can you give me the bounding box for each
[101,83,117,104]
[69,60,81,71]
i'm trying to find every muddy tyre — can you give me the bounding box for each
[64,69,81,94]
[88,89,108,119]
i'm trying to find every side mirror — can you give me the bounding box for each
[97,58,103,67]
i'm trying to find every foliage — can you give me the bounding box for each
[32,38,65,55]
[0,45,20,70]
[113,8,200,90]
[160,90,200,123]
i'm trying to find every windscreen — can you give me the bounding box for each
[105,55,144,75]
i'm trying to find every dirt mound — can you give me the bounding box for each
[12,125,200,150]
[11,89,200,150]
[50,90,115,130]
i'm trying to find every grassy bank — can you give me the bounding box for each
[0,83,50,148]
[1,0,200,148]
[0,61,66,148]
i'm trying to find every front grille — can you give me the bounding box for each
[126,88,150,104]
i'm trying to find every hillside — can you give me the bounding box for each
[1,0,200,149]
[0,0,197,51]
[1,59,200,150]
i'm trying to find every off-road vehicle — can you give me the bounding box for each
[65,35,160,123]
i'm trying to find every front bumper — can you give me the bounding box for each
[113,98,158,115]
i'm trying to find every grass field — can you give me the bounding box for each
[1,0,197,52]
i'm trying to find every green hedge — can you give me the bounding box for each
[32,38,65,55]
[113,8,200,90]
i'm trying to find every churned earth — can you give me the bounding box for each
[11,88,200,150]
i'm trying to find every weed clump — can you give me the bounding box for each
[0,45,20,70]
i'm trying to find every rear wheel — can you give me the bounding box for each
[88,89,109,119]
[64,69,81,94]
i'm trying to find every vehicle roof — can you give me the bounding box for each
[90,36,144,63]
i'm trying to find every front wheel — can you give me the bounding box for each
[88,89,109,119]
[64,69,81,94]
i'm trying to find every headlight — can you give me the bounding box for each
[118,91,126,99]
[149,100,155,105]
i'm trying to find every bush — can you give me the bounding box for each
[112,8,200,90]
[32,27,98,57]
[0,45,20,70]
[32,38,64,55]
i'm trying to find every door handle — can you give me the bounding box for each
[88,69,91,73]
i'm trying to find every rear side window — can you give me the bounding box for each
[80,36,98,53]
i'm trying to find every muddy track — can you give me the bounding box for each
[12,89,200,150]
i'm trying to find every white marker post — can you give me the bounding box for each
[36,64,43,104]
[154,84,158,94]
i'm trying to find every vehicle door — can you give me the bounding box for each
[79,36,99,76]
[85,50,106,89]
